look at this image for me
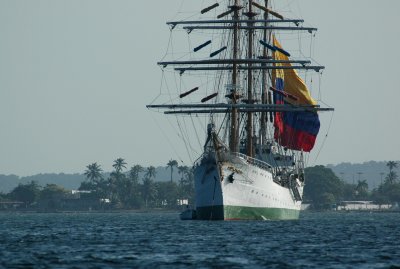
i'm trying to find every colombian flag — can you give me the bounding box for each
[272,36,320,152]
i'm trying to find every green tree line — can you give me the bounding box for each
[0,181,70,210]
[304,161,400,209]
[79,158,194,209]
[0,158,195,211]
[1,160,399,211]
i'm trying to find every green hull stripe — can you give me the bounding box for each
[197,205,300,220]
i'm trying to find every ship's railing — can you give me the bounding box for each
[232,152,275,173]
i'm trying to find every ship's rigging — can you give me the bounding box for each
[148,0,332,161]
[147,0,334,220]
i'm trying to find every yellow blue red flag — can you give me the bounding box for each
[272,36,320,152]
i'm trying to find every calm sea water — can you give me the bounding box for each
[0,211,399,269]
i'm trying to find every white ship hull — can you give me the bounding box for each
[194,151,303,220]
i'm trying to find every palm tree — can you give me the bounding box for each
[122,164,144,208]
[113,158,127,174]
[145,166,156,180]
[386,171,398,184]
[387,161,398,172]
[142,166,157,208]
[84,163,103,183]
[356,179,368,192]
[178,165,189,197]
[386,161,399,184]
[129,165,144,185]
[111,158,127,187]
[166,159,178,182]
[108,158,127,206]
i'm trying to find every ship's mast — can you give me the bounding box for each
[246,0,255,157]
[149,2,333,123]
[229,0,240,153]
[260,0,269,147]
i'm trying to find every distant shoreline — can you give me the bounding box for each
[2,209,400,214]
[0,209,181,214]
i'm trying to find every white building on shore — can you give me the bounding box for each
[337,201,392,211]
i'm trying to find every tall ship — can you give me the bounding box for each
[148,0,334,220]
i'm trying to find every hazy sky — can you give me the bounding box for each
[1,0,399,176]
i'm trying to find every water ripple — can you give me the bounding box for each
[0,212,399,268]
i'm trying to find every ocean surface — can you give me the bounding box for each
[0,211,399,269]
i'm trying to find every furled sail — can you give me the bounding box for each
[272,36,320,152]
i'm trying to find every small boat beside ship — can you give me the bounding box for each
[180,207,197,220]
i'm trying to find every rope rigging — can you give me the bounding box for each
[148,0,334,169]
